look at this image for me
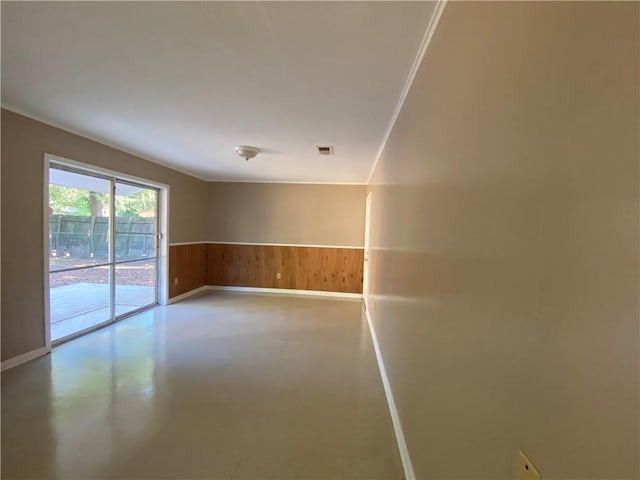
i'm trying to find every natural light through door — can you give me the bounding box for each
[48,164,159,343]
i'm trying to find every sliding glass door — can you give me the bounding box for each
[48,164,159,343]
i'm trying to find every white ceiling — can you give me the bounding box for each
[2,1,436,183]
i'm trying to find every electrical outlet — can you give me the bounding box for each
[516,450,541,480]
[173,277,179,285]
[276,272,281,280]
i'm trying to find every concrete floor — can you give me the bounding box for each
[1,292,402,479]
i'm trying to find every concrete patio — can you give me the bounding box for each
[50,283,155,340]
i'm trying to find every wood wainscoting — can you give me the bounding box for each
[168,243,364,298]
[168,243,208,298]
[207,244,363,294]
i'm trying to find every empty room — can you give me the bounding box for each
[1,2,638,479]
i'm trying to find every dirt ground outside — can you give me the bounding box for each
[50,257,156,288]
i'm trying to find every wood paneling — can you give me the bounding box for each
[207,244,363,294]
[169,243,207,298]
[169,243,364,298]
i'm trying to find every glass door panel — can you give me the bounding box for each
[114,181,158,316]
[49,266,112,341]
[115,182,157,261]
[115,258,157,317]
[49,168,111,269]
[49,167,112,342]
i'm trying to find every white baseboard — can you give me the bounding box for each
[364,303,415,480]
[167,285,210,304]
[1,347,49,372]
[167,285,362,305]
[206,285,362,300]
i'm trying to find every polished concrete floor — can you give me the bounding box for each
[1,292,402,479]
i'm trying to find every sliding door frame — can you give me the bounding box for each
[43,153,170,351]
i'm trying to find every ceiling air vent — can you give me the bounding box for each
[316,145,334,155]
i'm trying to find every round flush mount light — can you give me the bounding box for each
[234,146,259,161]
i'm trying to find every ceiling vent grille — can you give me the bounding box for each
[316,146,334,155]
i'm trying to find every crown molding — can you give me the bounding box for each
[366,0,448,185]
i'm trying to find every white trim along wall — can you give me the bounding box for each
[167,285,362,305]
[0,347,49,372]
[169,241,364,249]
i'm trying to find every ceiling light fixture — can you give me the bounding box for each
[234,145,259,161]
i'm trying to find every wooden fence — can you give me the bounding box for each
[49,214,155,260]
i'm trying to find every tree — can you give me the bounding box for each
[116,189,156,217]
[49,184,156,218]
[49,185,107,216]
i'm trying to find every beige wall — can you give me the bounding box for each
[1,109,209,360]
[1,110,365,361]
[208,182,366,246]
[367,2,639,479]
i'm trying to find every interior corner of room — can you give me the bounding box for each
[1,1,639,479]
